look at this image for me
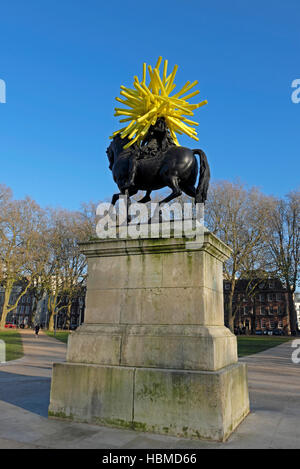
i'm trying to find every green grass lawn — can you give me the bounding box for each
[237,335,292,357]
[0,329,24,361]
[44,331,70,344]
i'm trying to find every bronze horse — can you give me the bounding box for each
[106,130,210,208]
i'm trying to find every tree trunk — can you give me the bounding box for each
[227,290,235,333]
[66,302,72,330]
[48,312,54,331]
[0,283,13,328]
[29,297,37,327]
[250,298,257,335]
[0,279,32,328]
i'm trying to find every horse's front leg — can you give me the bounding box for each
[123,188,138,224]
[138,190,152,204]
[111,192,121,206]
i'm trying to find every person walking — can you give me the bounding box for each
[34,324,40,338]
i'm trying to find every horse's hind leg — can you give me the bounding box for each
[158,176,182,205]
[181,184,196,199]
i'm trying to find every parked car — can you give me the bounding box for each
[273,328,284,336]
[255,330,263,335]
[263,329,273,336]
[4,323,17,329]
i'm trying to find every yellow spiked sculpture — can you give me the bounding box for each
[112,57,207,149]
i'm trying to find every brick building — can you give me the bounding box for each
[0,286,34,327]
[224,278,290,334]
[0,286,85,329]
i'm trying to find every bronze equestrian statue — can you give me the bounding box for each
[106,117,210,209]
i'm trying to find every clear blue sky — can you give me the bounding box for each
[0,0,299,210]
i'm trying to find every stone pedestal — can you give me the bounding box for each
[48,230,249,441]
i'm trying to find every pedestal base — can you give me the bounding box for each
[48,231,250,442]
[49,361,249,442]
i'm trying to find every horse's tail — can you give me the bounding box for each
[193,149,211,204]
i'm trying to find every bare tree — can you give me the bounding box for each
[0,193,46,328]
[205,180,272,332]
[265,190,300,335]
[44,208,93,330]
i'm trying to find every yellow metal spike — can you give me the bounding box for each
[180,90,200,101]
[166,64,178,94]
[162,60,168,85]
[172,81,191,98]
[183,80,198,93]
[137,107,157,123]
[155,56,162,70]
[142,63,147,84]
[123,133,140,149]
[119,117,134,123]
[153,68,166,96]
[182,117,199,126]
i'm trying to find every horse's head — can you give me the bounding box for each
[106,141,115,171]
[106,133,131,170]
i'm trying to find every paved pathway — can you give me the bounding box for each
[0,330,299,449]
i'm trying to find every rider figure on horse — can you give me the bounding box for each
[123,117,175,190]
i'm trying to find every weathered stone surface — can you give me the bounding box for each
[67,324,237,371]
[134,363,250,441]
[121,325,237,371]
[82,231,230,327]
[49,230,250,441]
[49,362,134,425]
[67,324,123,366]
[49,362,249,441]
